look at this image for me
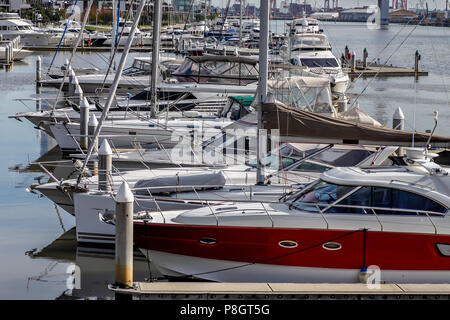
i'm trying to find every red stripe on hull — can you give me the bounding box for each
[134,223,450,271]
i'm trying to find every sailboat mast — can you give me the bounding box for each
[150,0,162,118]
[256,0,269,185]
[239,0,242,45]
[76,0,148,184]
[111,0,117,69]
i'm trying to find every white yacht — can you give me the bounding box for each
[288,17,321,34]
[103,21,151,47]
[288,33,349,95]
[41,56,180,95]
[0,12,57,47]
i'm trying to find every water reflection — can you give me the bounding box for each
[27,227,163,300]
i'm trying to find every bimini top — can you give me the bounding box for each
[172,55,259,85]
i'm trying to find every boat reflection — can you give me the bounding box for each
[28,227,163,300]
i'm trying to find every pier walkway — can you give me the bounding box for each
[110,282,450,300]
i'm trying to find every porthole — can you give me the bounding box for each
[199,238,217,245]
[278,240,298,248]
[322,242,342,250]
[436,243,450,257]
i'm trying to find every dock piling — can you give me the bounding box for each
[393,107,405,156]
[88,114,99,176]
[363,48,368,68]
[5,44,10,65]
[114,181,134,301]
[36,56,41,86]
[98,139,112,191]
[351,51,356,72]
[74,83,83,107]
[344,45,349,66]
[415,50,421,80]
[79,97,90,150]
[68,69,75,97]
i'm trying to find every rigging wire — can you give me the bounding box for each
[348,14,428,110]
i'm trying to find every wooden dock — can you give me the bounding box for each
[345,65,428,79]
[109,282,450,300]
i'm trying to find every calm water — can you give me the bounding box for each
[1,22,449,299]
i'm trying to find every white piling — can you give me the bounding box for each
[114,181,134,300]
[88,114,99,176]
[5,44,10,64]
[98,139,112,191]
[74,83,83,106]
[35,56,41,86]
[68,69,76,97]
[393,107,405,156]
[79,97,90,150]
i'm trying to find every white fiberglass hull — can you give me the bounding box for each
[49,119,228,152]
[41,74,151,94]
[74,184,296,244]
[0,47,33,60]
[141,250,450,283]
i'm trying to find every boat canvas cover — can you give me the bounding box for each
[262,101,450,147]
[338,106,382,127]
[134,172,226,195]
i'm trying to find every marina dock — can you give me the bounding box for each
[346,65,428,78]
[110,282,450,300]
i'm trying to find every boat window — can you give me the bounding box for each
[335,186,447,215]
[173,58,258,84]
[2,26,7,30]
[376,188,446,215]
[290,180,355,212]
[293,161,331,172]
[300,58,339,68]
[263,154,296,169]
[311,149,373,167]
[335,186,372,213]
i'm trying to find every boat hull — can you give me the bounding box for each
[134,223,450,283]
[141,249,450,283]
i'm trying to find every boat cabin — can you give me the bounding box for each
[172,55,259,85]
[287,166,450,215]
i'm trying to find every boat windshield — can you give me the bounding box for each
[292,36,329,49]
[299,58,339,68]
[123,59,151,75]
[287,180,448,215]
[173,57,259,85]
[268,77,334,115]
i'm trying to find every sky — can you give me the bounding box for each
[208,0,448,11]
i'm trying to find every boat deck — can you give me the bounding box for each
[110,282,450,300]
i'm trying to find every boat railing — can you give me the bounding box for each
[389,179,435,191]
[292,201,445,234]
[261,202,274,227]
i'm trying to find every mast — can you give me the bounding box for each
[77,0,148,184]
[150,0,162,118]
[239,0,242,45]
[111,0,117,70]
[256,0,269,185]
